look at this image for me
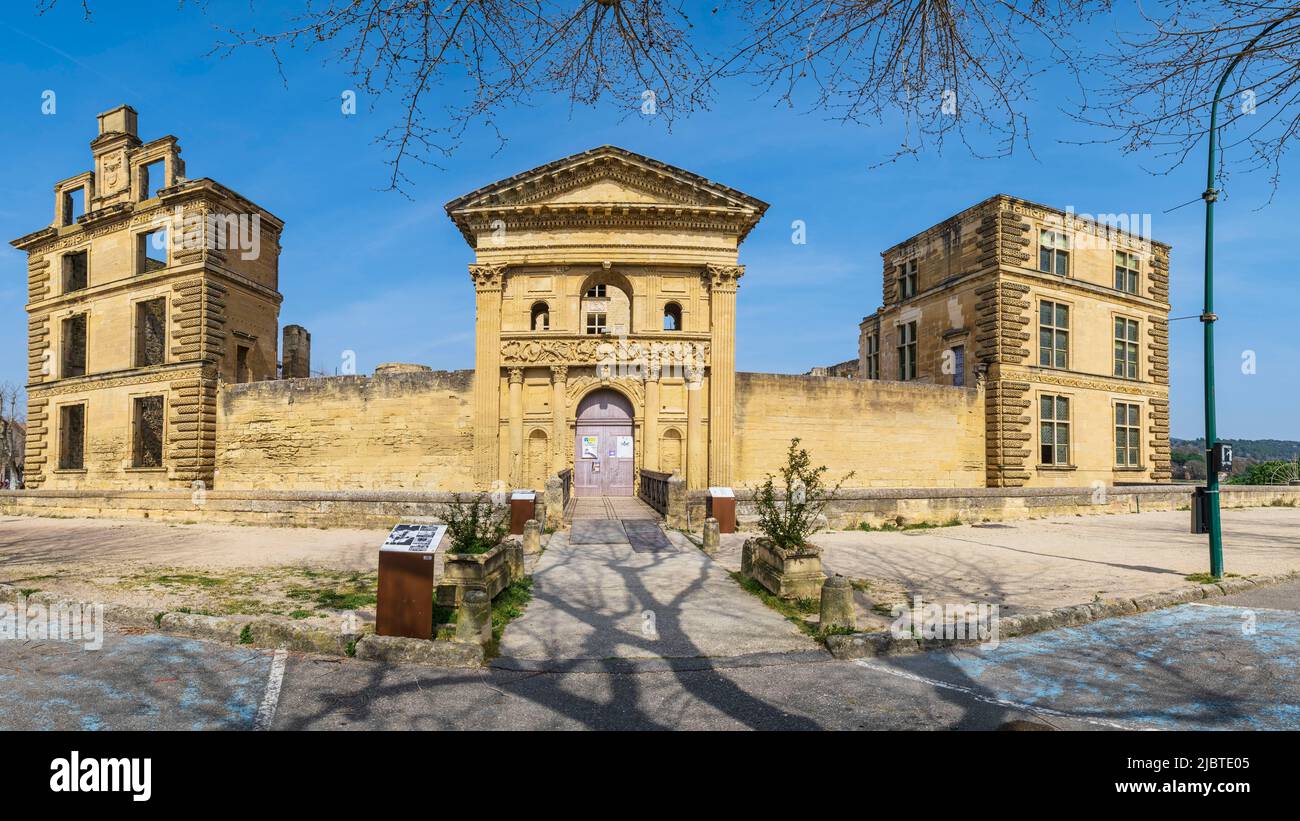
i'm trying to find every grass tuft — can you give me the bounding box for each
[729,572,819,637]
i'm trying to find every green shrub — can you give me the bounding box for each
[445,492,510,555]
[751,438,852,550]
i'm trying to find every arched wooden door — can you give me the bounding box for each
[574,389,634,497]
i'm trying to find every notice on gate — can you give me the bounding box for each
[581,435,599,458]
[616,436,633,458]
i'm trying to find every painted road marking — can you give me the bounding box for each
[1186,601,1298,615]
[853,658,1143,730]
[255,649,288,731]
[864,604,1300,730]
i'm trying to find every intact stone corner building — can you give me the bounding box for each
[858,196,1172,488]
[11,107,1172,498]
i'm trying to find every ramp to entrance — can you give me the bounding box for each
[569,497,669,549]
[495,526,819,663]
[566,496,659,523]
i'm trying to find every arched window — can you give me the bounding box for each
[530,301,550,331]
[663,302,682,332]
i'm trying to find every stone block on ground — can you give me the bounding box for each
[354,634,483,668]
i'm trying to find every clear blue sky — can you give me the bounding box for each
[1,2,1295,439]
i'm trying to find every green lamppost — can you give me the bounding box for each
[1201,20,1281,578]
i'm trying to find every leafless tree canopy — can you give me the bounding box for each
[208,1,709,192]
[723,0,1105,161]
[36,1,1300,190]
[1082,1,1300,191]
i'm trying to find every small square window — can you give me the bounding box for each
[58,403,86,470]
[897,260,918,300]
[61,186,86,227]
[132,395,165,468]
[135,298,166,367]
[1114,251,1140,294]
[1040,394,1071,465]
[139,159,166,200]
[61,314,87,378]
[1039,230,1070,276]
[62,251,88,293]
[138,228,168,273]
[1038,301,1069,369]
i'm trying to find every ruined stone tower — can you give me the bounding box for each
[10,105,285,490]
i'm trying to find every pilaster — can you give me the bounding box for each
[471,264,505,489]
[705,264,742,486]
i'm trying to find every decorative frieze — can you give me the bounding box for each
[500,336,710,368]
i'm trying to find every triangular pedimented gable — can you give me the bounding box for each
[444,145,768,246]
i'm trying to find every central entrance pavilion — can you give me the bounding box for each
[445,145,768,495]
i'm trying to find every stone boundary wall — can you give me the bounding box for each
[4,484,1295,531]
[214,369,475,492]
[733,373,986,488]
[0,488,543,531]
[681,484,1300,531]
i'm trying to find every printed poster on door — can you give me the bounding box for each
[581,435,599,459]
[616,436,633,458]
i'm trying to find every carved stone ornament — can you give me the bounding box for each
[501,337,710,370]
[469,263,506,290]
[704,264,744,291]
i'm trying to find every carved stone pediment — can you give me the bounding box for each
[445,145,768,245]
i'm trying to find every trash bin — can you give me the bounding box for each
[1191,486,1210,535]
[707,486,736,534]
[510,490,536,536]
[376,523,446,640]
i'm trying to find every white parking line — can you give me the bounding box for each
[852,659,1146,731]
[255,649,288,731]
[1186,602,1300,615]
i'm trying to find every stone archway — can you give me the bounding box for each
[574,388,634,497]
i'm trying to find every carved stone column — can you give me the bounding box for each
[705,264,742,487]
[643,362,661,472]
[470,264,505,489]
[686,363,705,489]
[508,367,524,487]
[550,364,568,473]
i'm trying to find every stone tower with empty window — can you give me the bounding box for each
[859,195,1172,488]
[10,105,284,490]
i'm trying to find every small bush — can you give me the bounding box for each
[238,625,253,645]
[445,492,510,555]
[751,438,852,550]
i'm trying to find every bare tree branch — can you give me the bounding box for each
[1078,1,1300,197]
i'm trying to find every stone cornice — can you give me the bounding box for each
[25,263,280,315]
[11,180,284,253]
[28,362,215,396]
[1005,367,1170,398]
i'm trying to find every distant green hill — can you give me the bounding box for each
[1171,438,1300,461]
